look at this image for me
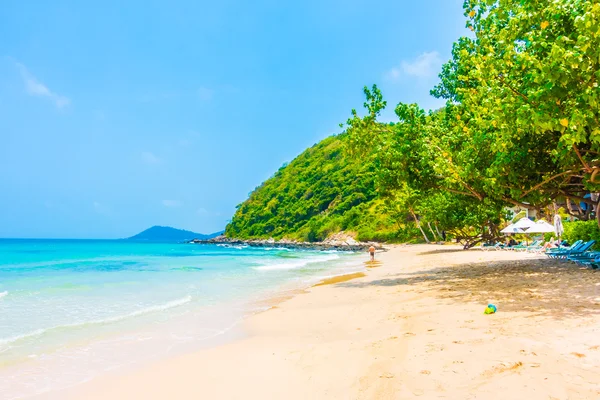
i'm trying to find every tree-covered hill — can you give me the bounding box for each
[225,134,417,242]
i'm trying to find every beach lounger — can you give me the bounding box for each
[526,241,544,253]
[481,243,500,251]
[548,240,594,260]
[589,260,600,269]
[568,251,600,265]
[548,240,587,259]
[546,240,583,258]
[575,255,600,269]
[516,240,541,252]
[562,240,596,259]
[509,241,528,251]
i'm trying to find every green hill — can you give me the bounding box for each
[226,134,417,242]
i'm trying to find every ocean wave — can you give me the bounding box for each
[0,295,192,347]
[171,266,203,272]
[0,291,7,299]
[252,254,339,271]
[216,244,248,250]
[0,256,139,271]
[262,247,291,251]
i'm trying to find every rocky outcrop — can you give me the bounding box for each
[189,233,384,252]
[322,231,360,246]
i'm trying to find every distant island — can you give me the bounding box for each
[127,226,223,242]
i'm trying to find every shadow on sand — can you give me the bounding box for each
[417,248,467,256]
[339,258,600,319]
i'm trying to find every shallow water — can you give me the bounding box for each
[0,239,364,398]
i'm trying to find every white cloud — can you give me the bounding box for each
[387,51,442,80]
[163,200,183,208]
[16,62,70,108]
[197,87,213,101]
[141,151,161,164]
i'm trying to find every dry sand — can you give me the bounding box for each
[57,244,600,399]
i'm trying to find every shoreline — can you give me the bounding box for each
[42,244,600,399]
[189,236,386,252]
[11,248,367,400]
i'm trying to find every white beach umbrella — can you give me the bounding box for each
[527,220,555,234]
[512,217,537,231]
[554,214,564,237]
[500,224,525,234]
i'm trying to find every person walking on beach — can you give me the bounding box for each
[368,245,376,261]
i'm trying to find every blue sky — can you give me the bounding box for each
[0,0,467,238]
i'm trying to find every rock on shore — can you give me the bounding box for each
[188,232,383,252]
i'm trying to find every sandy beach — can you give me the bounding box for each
[54,244,600,399]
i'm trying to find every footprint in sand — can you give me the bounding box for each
[571,352,586,358]
[519,350,537,356]
[420,370,431,375]
[388,314,409,321]
[426,344,445,352]
[482,361,523,377]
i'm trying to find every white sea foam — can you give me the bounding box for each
[252,254,339,271]
[262,247,291,251]
[0,291,7,299]
[0,295,192,347]
[216,244,248,249]
[252,261,307,271]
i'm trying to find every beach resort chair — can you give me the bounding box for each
[546,240,583,258]
[514,240,541,252]
[587,259,600,269]
[507,241,528,251]
[526,241,544,253]
[571,251,600,269]
[549,240,595,260]
[562,240,596,259]
[568,251,600,265]
[481,242,503,251]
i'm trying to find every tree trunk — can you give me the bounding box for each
[434,223,443,240]
[427,222,438,241]
[565,197,576,217]
[410,208,430,243]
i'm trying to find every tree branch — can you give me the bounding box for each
[497,75,537,106]
[573,144,592,172]
[519,170,575,198]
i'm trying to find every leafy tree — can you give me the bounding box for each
[434,0,600,222]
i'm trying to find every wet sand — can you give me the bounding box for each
[52,244,600,399]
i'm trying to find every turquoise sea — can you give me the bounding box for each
[0,239,364,399]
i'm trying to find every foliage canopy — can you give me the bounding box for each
[227,0,600,246]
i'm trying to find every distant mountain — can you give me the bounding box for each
[127,226,223,242]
